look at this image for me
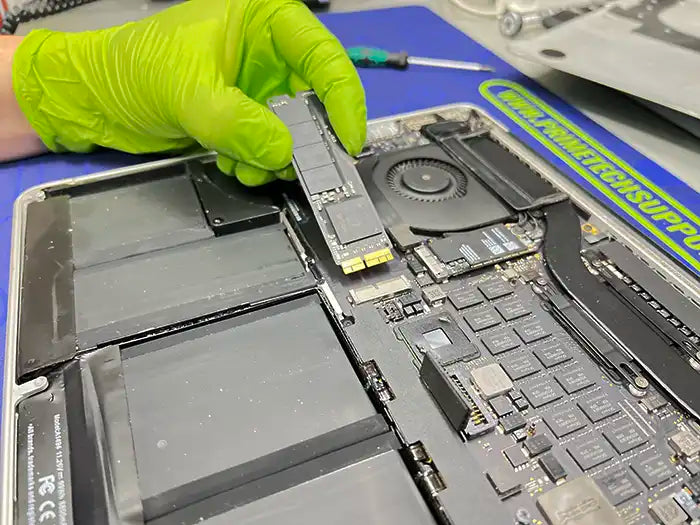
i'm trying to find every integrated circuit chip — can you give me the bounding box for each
[687,473,700,495]
[327,198,383,245]
[533,342,572,368]
[538,453,567,483]
[501,412,527,434]
[596,468,643,506]
[521,379,564,408]
[513,428,528,442]
[272,97,312,125]
[641,391,668,412]
[669,430,700,458]
[422,328,453,350]
[686,461,700,476]
[399,292,422,310]
[514,398,529,411]
[406,256,425,276]
[501,352,542,380]
[504,446,529,468]
[674,489,700,520]
[398,313,479,365]
[478,280,514,300]
[555,367,595,394]
[486,467,522,499]
[602,420,648,454]
[544,407,587,438]
[568,435,614,471]
[302,164,342,195]
[630,453,676,488]
[289,120,324,148]
[464,307,502,332]
[422,284,447,306]
[495,298,531,321]
[471,363,513,399]
[537,476,624,525]
[578,394,620,423]
[448,287,484,309]
[515,319,552,344]
[416,273,434,288]
[524,434,553,457]
[295,142,333,171]
[649,497,688,525]
[481,328,521,355]
[489,396,513,418]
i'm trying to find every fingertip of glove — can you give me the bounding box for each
[344,121,367,156]
[335,105,367,156]
[261,111,294,170]
[190,88,293,173]
[235,163,277,187]
[288,72,311,95]
[322,82,367,157]
[275,165,297,182]
[217,155,236,175]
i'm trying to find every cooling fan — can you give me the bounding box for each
[358,144,512,239]
[386,159,468,202]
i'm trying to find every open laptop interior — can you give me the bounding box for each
[1,93,699,525]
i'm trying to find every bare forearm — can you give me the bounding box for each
[0,36,46,161]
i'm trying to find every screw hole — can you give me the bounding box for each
[540,48,566,58]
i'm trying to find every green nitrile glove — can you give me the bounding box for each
[12,0,366,186]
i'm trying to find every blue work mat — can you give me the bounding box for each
[1,6,698,400]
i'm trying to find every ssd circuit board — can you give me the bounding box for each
[269,93,393,274]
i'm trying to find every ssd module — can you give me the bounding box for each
[269,92,393,274]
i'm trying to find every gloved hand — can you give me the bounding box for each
[12,0,366,185]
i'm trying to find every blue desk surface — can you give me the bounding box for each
[1,6,698,394]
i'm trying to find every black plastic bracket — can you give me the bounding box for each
[189,161,281,236]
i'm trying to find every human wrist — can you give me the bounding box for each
[11,30,67,152]
[12,27,189,154]
[1,34,47,160]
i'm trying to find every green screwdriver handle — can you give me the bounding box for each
[347,47,409,69]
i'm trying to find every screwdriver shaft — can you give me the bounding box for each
[407,56,494,72]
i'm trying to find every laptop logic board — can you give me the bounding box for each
[1,95,699,525]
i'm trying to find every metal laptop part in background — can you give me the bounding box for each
[509,0,700,118]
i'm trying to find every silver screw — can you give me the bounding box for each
[499,9,558,37]
[499,3,608,38]
[634,376,649,389]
